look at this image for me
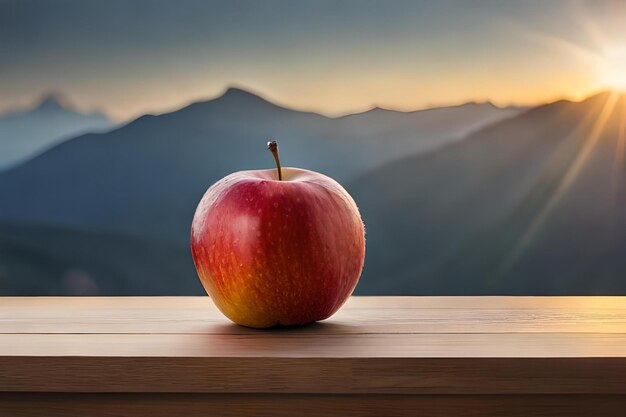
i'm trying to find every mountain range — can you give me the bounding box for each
[0,94,115,170]
[0,88,518,242]
[351,92,626,294]
[3,87,621,295]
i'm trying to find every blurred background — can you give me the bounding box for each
[2,0,626,295]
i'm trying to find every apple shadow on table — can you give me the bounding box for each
[199,320,364,356]
[209,319,361,334]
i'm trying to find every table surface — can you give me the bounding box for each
[2,296,626,416]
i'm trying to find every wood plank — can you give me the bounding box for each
[2,393,625,417]
[2,357,626,395]
[2,297,626,396]
[2,333,626,358]
[2,356,626,394]
[3,296,626,309]
[5,309,626,334]
[2,297,626,334]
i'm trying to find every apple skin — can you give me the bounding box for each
[191,167,365,328]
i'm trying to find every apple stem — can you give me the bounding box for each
[267,140,283,181]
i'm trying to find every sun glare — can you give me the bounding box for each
[598,46,626,91]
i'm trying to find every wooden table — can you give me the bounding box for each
[1,297,626,416]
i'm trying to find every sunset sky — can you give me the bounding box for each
[2,0,626,121]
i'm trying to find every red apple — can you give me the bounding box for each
[191,141,365,328]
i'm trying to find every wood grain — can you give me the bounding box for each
[1,296,626,414]
[1,296,626,334]
[2,357,626,394]
[3,333,626,358]
[2,393,625,417]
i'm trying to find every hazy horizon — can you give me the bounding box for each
[3,0,626,121]
[5,84,626,123]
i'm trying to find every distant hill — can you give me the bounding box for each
[0,87,518,242]
[0,87,520,295]
[0,222,201,296]
[334,101,519,162]
[0,94,114,170]
[350,92,626,295]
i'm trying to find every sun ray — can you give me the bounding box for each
[612,96,626,190]
[570,0,608,50]
[496,92,620,275]
[506,4,626,92]
[514,26,601,63]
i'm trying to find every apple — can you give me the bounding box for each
[191,141,365,328]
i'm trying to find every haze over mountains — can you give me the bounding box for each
[0,94,114,170]
[0,88,518,241]
[0,87,520,295]
[3,88,624,296]
[352,91,626,295]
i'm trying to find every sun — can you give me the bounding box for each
[597,46,626,92]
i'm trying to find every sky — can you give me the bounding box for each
[1,0,626,121]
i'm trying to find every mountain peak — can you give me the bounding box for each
[200,86,280,110]
[551,90,626,110]
[220,86,265,101]
[588,90,626,101]
[182,86,289,113]
[35,92,72,112]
